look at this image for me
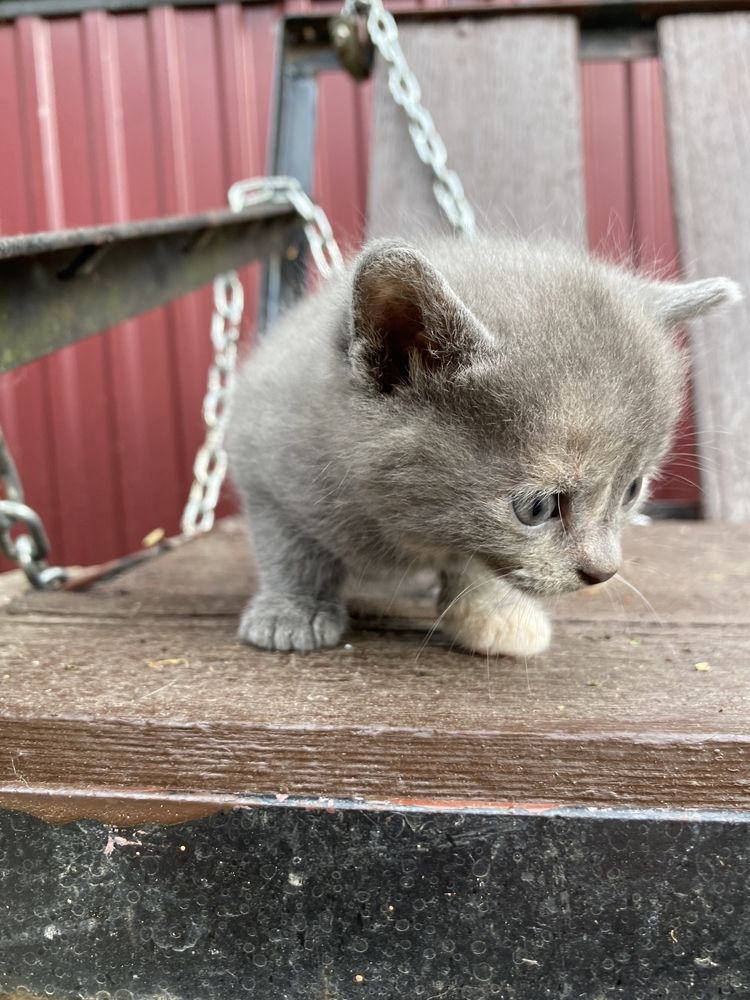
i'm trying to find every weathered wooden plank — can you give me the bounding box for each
[0,787,250,826]
[6,518,749,625]
[367,17,586,242]
[2,612,746,728]
[1,612,749,805]
[1,689,749,809]
[659,14,750,521]
[1,518,748,811]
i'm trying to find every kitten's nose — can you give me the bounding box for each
[578,566,617,586]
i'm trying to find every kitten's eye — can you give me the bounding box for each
[623,477,643,507]
[512,493,560,526]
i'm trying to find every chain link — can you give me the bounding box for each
[0,428,68,589]
[343,0,477,239]
[228,177,344,278]
[180,272,243,536]
[180,178,344,537]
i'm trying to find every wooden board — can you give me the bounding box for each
[367,17,586,243]
[1,518,749,818]
[659,14,750,521]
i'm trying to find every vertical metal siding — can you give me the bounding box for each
[89,10,180,557]
[630,58,700,505]
[582,58,699,505]
[0,3,696,571]
[0,4,285,569]
[1,17,66,568]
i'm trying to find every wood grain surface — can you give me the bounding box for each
[367,17,585,243]
[1,518,749,818]
[660,13,750,521]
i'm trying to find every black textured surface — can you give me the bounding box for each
[1,802,749,998]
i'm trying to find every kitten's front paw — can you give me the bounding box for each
[239,594,347,652]
[441,596,551,658]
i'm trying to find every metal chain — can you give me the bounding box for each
[183,1,477,537]
[180,177,344,537]
[343,0,477,239]
[180,270,244,537]
[228,177,344,279]
[0,428,68,589]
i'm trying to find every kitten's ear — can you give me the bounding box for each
[646,276,742,328]
[349,239,490,394]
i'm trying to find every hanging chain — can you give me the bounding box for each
[342,0,477,239]
[180,269,244,537]
[182,0,477,536]
[228,177,344,279]
[0,428,68,589]
[180,177,344,537]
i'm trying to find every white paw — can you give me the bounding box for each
[239,594,347,653]
[440,589,551,658]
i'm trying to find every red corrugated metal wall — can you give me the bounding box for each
[0,3,698,570]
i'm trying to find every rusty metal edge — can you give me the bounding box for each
[2,784,750,824]
[0,203,294,261]
[0,206,299,371]
[0,0,270,20]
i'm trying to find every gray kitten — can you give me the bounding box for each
[227,236,740,657]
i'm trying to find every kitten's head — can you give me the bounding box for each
[346,237,741,594]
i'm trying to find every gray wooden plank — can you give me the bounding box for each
[1,519,749,808]
[367,17,586,243]
[659,14,750,520]
[1,614,749,807]
[5,518,749,626]
[2,611,748,733]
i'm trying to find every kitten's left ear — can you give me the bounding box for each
[646,276,742,328]
[348,239,492,394]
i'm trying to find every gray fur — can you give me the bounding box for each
[227,235,740,654]
[645,276,742,327]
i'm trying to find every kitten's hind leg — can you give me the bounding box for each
[438,560,551,657]
[239,498,347,653]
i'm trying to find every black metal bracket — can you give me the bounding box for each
[257,19,346,332]
[0,204,297,372]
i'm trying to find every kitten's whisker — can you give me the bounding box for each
[659,456,709,469]
[416,574,495,661]
[311,459,334,484]
[680,427,734,439]
[661,472,704,490]
[383,554,423,615]
[417,566,518,661]
[600,577,622,619]
[613,572,681,664]
[667,450,713,459]
[613,572,663,624]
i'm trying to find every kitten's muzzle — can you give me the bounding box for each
[575,531,621,587]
